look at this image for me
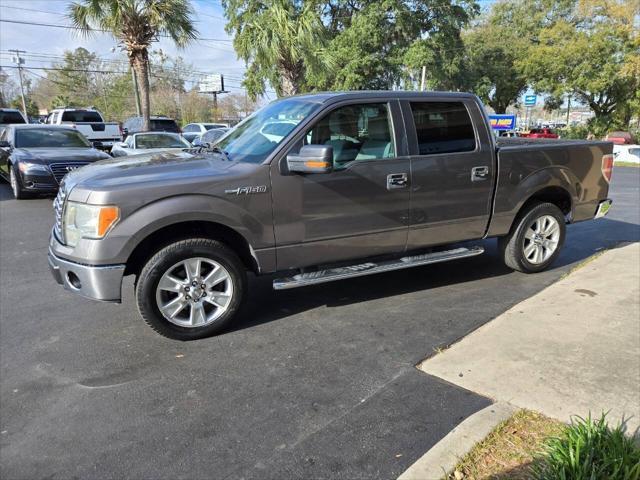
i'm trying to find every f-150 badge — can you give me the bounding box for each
[225,185,268,195]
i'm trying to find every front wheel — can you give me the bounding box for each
[9,165,29,200]
[136,238,247,340]
[499,202,566,273]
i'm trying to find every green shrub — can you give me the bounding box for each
[533,413,640,480]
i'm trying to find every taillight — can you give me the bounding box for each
[602,154,614,183]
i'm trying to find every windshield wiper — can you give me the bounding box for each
[195,143,231,161]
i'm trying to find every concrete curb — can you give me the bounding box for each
[398,401,517,480]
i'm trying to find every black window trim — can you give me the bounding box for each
[401,99,480,158]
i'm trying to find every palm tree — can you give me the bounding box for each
[69,0,197,131]
[225,0,328,98]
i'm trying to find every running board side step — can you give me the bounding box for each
[273,246,484,290]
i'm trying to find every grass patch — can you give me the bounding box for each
[614,161,640,168]
[448,411,640,480]
[533,413,640,480]
[448,410,563,479]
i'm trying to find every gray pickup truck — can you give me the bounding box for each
[48,92,613,340]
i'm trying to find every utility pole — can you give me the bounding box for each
[420,66,426,92]
[9,50,27,117]
[565,94,571,126]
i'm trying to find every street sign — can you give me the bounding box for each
[488,114,517,131]
[524,95,537,106]
[199,74,224,93]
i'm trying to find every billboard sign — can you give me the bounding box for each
[488,114,516,131]
[199,74,224,93]
[524,95,537,106]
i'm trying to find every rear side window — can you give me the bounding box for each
[410,102,475,155]
[0,111,26,124]
[61,110,103,122]
[150,119,180,133]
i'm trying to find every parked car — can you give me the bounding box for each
[46,107,121,151]
[605,131,636,145]
[111,132,192,157]
[182,123,229,143]
[191,127,230,147]
[520,128,559,139]
[259,119,298,142]
[121,116,181,139]
[0,108,27,134]
[0,125,110,199]
[613,144,640,164]
[498,130,519,138]
[48,91,612,340]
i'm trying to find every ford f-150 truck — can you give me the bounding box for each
[48,92,613,340]
[47,108,121,151]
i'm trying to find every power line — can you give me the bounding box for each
[0,18,235,43]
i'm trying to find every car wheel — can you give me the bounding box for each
[499,202,566,273]
[9,164,29,200]
[136,238,247,340]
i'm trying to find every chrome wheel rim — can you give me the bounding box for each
[523,215,561,265]
[155,257,233,328]
[9,168,17,196]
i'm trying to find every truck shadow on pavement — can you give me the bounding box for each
[229,217,639,333]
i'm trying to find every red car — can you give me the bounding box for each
[522,128,559,139]
[605,131,636,145]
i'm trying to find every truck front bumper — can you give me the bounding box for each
[594,199,613,219]
[48,248,125,302]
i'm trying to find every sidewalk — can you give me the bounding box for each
[420,242,640,433]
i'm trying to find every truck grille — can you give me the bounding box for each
[53,185,66,243]
[49,163,89,185]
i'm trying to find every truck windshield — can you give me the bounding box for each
[215,98,319,163]
[15,128,91,148]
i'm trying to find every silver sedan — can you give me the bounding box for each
[111,132,192,157]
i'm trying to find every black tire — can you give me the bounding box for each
[9,164,30,200]
[136,238,247,340]
[499,201,566,273]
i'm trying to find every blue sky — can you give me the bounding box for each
[0,0,256,95]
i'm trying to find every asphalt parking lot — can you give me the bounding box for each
[1,167,638,480]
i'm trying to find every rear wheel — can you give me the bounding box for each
[136,238,246,340]
[499,202,566,273]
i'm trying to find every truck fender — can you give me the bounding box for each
[488,166,579,237]
[111,194,274,272]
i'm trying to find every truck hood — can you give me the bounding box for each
[12,147,110,164]
[62,150,238,203]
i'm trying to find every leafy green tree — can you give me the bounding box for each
[223,0,328,98]
[321,0,477,91]
[517,0,639,130]
[48,48,99,107]
[10,96,39,117]
[69,0,197,131]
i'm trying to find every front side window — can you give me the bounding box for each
[410,102,476,155]
[293,102,396,169]
[15,128,91,148]
[215,98,320,164]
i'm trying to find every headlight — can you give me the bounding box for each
[63,202,120,247]
[18,162,49,173]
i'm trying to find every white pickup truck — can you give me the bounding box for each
[46,108,121,151]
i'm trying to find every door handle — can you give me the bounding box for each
[387,173,408,190]
[471,166,490,181]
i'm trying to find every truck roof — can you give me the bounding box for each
[289,90,480,104]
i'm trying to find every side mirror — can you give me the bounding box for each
[0,140,11,149]
[117,142,128,148]
[287,145,333,174]
[91,140,103,149]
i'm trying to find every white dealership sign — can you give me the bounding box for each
[199,74,224,93]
